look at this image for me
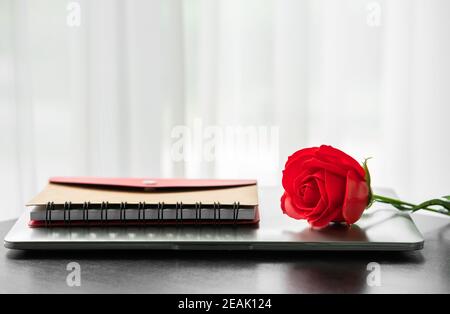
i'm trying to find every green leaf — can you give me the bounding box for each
[442,195,450,201]
[362,157,374,208]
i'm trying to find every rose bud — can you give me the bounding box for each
[281,145,370,228]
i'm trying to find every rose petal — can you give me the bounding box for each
[302,180,320,207]
[281,192,287,214]
[282,159,314,195]
[292,175,310,208]
[301,158,349,178]
[324,170,346,210]
[281,193,309,220]
[308,200,339,227]
[282,148,319,194]
[307,170,346,227]
[309,206,343,228]
[316,145,366,179]
[285,147,319,168]
[342,170,370,224]
[306,198,331,227]
[293,175,320,209]
[313,174,329,204]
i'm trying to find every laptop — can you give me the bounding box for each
[4,186,424,251]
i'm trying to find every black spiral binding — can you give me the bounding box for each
[195,202,202,223]
[175,202,183,224]
[179,202,183,221]
[138,202,146,222]
[82,202,90,222]
[63,201,72,225]
[233,201,240,224]
[120,202,127,222]
[143,202,146,221]
[42,200,242,225]
[137,202,141,221]
[213,202,221,224]
[157,202,165,223]
[100,202,109,223]
[45,201,54,226]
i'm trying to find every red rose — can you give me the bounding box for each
[281,145,370,228]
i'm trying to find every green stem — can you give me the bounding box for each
[412,199,450,213]
[372,194,415,207]
[372,194,450,216]
[418,207,450,216]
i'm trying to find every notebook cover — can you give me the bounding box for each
[28,180,258,207]
[27,177,259,227]
[48,177,257,189]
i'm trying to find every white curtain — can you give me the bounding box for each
[1,0,449,221]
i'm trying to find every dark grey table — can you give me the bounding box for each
[1,188,449,293]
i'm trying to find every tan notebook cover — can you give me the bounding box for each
[27,181,258,207]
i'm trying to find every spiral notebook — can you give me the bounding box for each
[27,177,259,227]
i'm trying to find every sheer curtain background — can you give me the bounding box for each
[1,0,449,221]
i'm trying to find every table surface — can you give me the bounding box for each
[1,188,449,293]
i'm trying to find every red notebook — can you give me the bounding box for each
[27,177,259,227]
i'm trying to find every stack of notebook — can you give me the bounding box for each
[27,177,260,227]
